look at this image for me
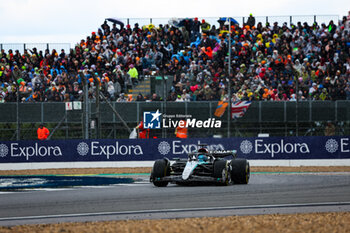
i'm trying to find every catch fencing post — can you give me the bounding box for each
[284,101,287,123]
[65,107,68,139]
[259,101,262,134]
[309,100,312,122]
[296,74,299,136]
[16,87,20,140]
[84,81,89,139]
[259,101,262,123]
[79,71,89,139]
[41,102,44,123]
[92,72,100,139]
[335,101,338,122]
[162,71,167,138]
[227,18,232,137]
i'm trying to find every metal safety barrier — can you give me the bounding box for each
[0,101,349,124]
[0,43,71,54]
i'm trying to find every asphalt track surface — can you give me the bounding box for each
[0,173,350,226]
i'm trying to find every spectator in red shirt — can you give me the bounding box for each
[37,124,50,140]
[136,120,149,139]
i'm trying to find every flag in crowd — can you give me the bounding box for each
[231,101,251,119]
[214,101,228,117]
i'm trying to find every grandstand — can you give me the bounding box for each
[0,14,349,140]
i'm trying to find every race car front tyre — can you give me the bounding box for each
[230,159,250,184]
[151,159,170,187]
[213,160,230,185]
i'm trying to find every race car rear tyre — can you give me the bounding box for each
[230,159,250,184]
[213,160,230,186]
[151,159,170,187]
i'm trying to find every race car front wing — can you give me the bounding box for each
[150,175,225,184]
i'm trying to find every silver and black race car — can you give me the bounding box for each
[150,145,250,187]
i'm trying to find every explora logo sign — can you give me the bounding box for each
[77,141,143,159]
[0,144,9,157]
[157,141,225,155]
[240,139,310,157]
[325,138,350,153]
[0,143,62,160]
[240,138,350,157]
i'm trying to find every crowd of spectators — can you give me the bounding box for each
[1,13,350,103]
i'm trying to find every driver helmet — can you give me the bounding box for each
[198,154,208,162]
[198,148,209,153]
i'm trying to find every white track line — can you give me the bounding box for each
[1,202,350,221]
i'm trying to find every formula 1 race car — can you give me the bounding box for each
[150,145,250,187]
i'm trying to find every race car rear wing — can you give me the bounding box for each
[187,150,237,159]
[210,150,237,158]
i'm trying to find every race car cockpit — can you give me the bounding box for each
[197,147,209,162]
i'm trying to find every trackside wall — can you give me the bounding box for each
[0,136,349,169]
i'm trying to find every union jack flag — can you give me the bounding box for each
[231,101,251,119]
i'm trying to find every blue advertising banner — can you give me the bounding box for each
[0,136,349,163]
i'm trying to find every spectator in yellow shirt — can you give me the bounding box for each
[127,64,138,86]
